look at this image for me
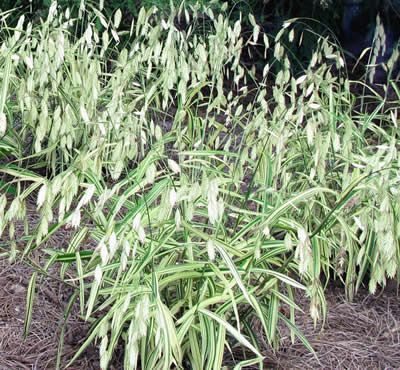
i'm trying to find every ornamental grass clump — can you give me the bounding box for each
[0,1,399,368]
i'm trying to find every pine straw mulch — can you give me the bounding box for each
[261,286,400,369]
[0,199,104,370]
[0,255,103,370]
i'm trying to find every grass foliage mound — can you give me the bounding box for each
[0,2,399,368]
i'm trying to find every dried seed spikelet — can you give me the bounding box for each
[97,188,112,210]
[111,28,120,43]
[169,188,177,207]
[36,216,49,243]
[94,265,103,284]
[24,54,33,70]
[48,1,58,21]
[298,227,309,245]
[168,159,181,174]
[11,54,20,66]
[128,343,139,370]
[254,243,261,260]
[145,163,157,184]
[296,75,307,85]
[207,239,216,261]
[155,125,162,140]
[109,232,118,258]
[125,299,149,368]
[111,161,123,180]
[0,113,6,135]
[80,104,90,123]
[98,240,109,265]
[114,9,122,29]
[284,233,293,251]
[70,208,81,228]
[309,299,320,322]
[51,174,63,197]
[0,194,6,212]
[58,197,66,222]
[84,24,93,47]
[188,182,201,201]
[79,184,96,207]
[289,28,295,42]
[296,228,312,274]
[207,179,222,225]
[217,198,224,220]
[6,198,19,221]
[132,213,146,243]
[332,133,341,152]
[122,293,131,314]
[135,295,150,337]
[137,229,146,245]
[0,195,6,235]
[14,15,25,42]
[100,337,110,370]
[175,208,181,231]
[308,102,320,110]
[132,213,141,231]
[375,193,397,279]
[123,239,130,257]
[37,183,48,209]
[262,225,270,238]
[99,320,110,338]
[10,198,25,221]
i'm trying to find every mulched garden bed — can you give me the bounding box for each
[0,201,399,369]
[1,255,398,370]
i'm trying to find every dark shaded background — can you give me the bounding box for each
[1,0,399,80]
